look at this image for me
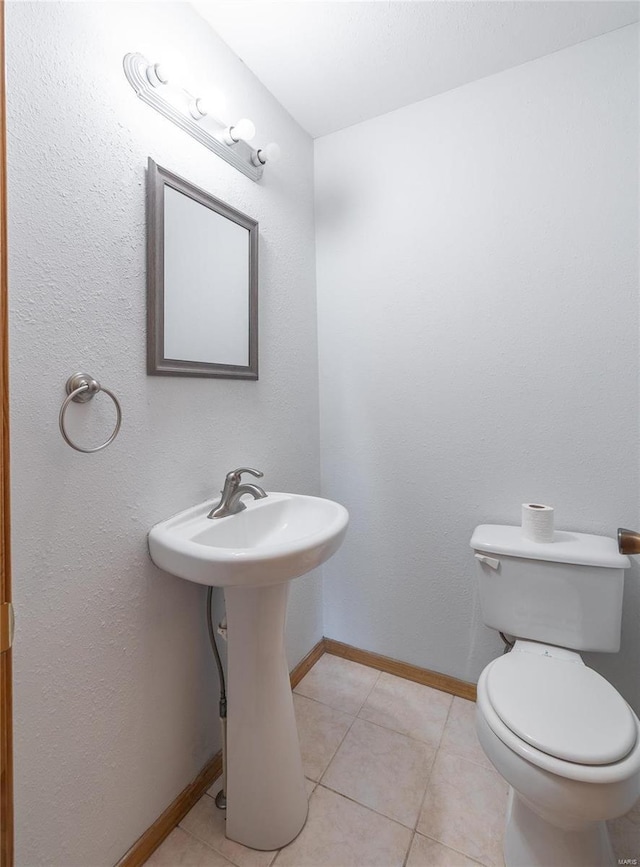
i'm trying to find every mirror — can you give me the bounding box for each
[147,159,258,379]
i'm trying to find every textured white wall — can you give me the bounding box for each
[6,3,321,865]
[316,26,640,709]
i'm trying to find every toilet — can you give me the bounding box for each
[471,524,640,867]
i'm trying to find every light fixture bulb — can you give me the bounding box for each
[227,117,256,143]
[146,62,169,87]
[264,142,281,163]
[189,96,208,119]
[252,142,282,166]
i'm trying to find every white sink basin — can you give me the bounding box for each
[148,489,349,850]
[148,492,349,587]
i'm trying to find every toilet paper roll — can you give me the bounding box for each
[521,503,554,543]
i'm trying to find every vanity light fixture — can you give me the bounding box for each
[123,53,279,182]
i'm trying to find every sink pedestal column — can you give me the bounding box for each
[224,582,308,850]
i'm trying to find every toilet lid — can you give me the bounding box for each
[486,652,637,765]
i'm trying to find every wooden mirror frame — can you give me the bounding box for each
[146,159,259,380]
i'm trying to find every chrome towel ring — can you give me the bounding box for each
[59,372,122,453]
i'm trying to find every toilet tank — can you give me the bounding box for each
[470,525,630,652]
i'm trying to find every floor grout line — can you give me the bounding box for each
[173,820,243,867]
[401,830,415,867]
[417,829,494,867]
[292,687,360,718]
[407,695,455,836]
[314,781,419,832]
[269,846,282,867]
[356,663,382,710]
[437,744,499,773]
[293,680,381,717]
[315,702,359,785]
[351,709,449,749]
[433,692,455,752]
[270,784,324,867]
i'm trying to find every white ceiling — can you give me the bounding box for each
[191,0,639,139]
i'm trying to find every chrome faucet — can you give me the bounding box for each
[207,467,267,519]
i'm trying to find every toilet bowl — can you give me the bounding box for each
[476,641,640,867]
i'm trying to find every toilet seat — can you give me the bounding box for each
[486,649,637,765]
[477,660,640,784]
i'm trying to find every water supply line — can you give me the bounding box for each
[206,587,227,810]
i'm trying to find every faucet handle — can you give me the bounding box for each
[228,467,264,482]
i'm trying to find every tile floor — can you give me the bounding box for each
[147,653,640,867]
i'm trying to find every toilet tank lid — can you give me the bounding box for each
[470,524,630,569]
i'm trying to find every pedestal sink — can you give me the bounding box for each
[148,492,349,850]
